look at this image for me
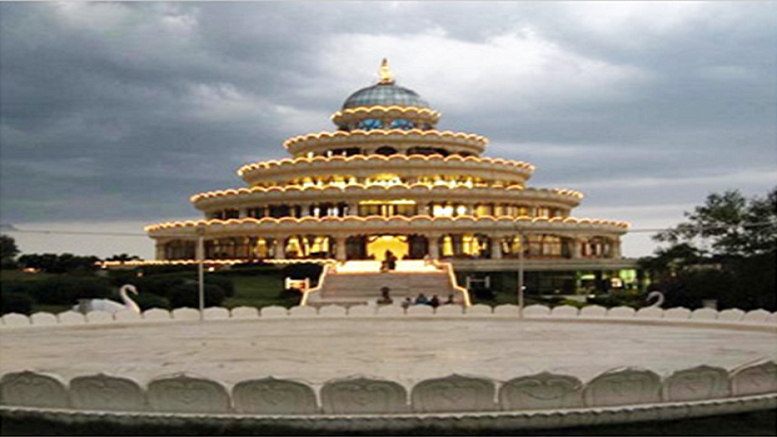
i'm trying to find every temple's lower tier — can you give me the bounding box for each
[156,233,622,262]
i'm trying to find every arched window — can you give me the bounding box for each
[357,118,383,130]
[390,119,414,130]
[375,146,398,156]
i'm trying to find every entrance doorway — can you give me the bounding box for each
[366,235,409,261]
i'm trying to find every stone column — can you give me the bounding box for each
[427,235,440,259]
[335,236,347,261]
[238,209,248,218]
[569,237,582,259]
[299,203,310,217]
[274,238,286,260]
[610,238,622,258]
[155,241,166,260]
[452,235,463,257]
[491,236,503,259]
[348,202,359,217]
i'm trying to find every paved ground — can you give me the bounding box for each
[1,319,775,387]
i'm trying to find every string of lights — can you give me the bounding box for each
[2,221,774,237]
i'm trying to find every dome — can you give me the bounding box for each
[342,83,430,110]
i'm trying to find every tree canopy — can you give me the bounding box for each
[654,187,777,258]
[1,234,20,268]
[642,186,776,311]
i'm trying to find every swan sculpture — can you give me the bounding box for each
[646,291,665,308]
[73,284,141,314]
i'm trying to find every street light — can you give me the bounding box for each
[196,227,205,322]
[517,231,525,319]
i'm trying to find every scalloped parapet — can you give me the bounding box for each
[2,313,31,327]
[260,306,289,318]
[204,307,230,320]
[284,129,487,157]
[190,184,584,210]
[411,374,496,413]
[663,366,730,402]
[731,361,777,396]
[330,106,441,131]
[321,377,408,414]
[232,377,318,415]
[58,311,86,325]
[230,306,259,319]
[143,308,172,321]
[236,154,535,186]
[523,304,551,318]
[147,375,230,414]
[70,374,146,411]
[551,305,579,317]
[172,308,200,320]
[145,215,629,237]
[584,368,662,407]
[0,371,69,409]
[30,312,58,326]
[500,372,584,411]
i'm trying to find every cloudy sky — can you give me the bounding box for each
[1,1,775,259]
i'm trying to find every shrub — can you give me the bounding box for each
[277,288,303,307]
[169,283,226,308]
[131,276,186,300]
[132,292,170,310]
[25,276,112,305]
[1,292,34,315]
[472,287,495,302]
[206,276,235,297]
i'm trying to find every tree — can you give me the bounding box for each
[655,187,777,258]
[105,253,141,262]
[1,234,20,268]
[17,253,100,274]
[644,187,776,311]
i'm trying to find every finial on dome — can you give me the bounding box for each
[378,58,395,85]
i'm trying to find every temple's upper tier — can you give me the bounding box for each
[329,60,442,135]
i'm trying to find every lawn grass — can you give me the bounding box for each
[223,274,300,308]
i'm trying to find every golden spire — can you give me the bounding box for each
[378,58,395,85]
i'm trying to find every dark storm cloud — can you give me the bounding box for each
[1,1,775,254]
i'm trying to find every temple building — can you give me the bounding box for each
[146,60,635,297]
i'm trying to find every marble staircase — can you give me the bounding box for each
[305,260,465,306]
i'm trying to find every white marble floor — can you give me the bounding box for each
[2,319,775,387]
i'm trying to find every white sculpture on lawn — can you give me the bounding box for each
[74,284,141,314]
[646,291,665,308]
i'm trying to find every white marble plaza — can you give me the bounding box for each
[2,317,775,387]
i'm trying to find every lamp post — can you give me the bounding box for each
[196,227,205,322]
[518,231,525,319]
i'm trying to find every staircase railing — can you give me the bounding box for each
[300,262,337,306]
[427,258,472,307]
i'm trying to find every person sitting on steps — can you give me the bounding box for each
[377,286,393,305]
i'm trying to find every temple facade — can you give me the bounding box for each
[146,60,634,294]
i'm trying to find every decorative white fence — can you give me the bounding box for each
[1,304,776,327]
